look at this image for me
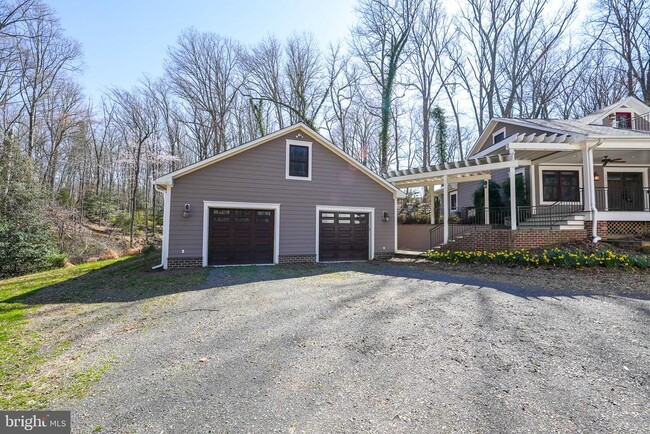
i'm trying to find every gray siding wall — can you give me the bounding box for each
[167,131,396,259]
[457,169,510,209]
[476,123,551,153]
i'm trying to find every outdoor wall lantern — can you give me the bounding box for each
[594,172,601,182]
[183,203,191,217]
[383,211,390,222]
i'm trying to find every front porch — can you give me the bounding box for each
[388,133,650,252]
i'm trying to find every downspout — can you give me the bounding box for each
[588,140,603,242]
[152,184,168,269]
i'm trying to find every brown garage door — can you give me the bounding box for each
[319,211,369,261]
[208,208,274,265]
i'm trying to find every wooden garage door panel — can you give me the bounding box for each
[208,208,274,265]
[319,211,369,262]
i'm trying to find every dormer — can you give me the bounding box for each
[579,96,650,128]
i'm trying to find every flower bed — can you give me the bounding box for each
[426,246,650,269]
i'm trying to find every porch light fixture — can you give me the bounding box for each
[382,211,390,222]
[183,203,191,217]
[594,172,601,182]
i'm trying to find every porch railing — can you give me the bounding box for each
[594,188,650,212]
[613,111,650,132]
[429,207,511,248]
[516,188,584,229]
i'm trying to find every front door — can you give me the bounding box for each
[607,172,644,211]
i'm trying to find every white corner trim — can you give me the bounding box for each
[315,206,375,262]
[285,139,312,181]
[202,201,281,267]
[393,197,398,253]
[161,186,171,270]
[537,165,583,205]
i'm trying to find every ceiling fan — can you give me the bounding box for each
[601,155,626,166]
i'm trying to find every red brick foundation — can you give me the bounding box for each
[438,229,588,253]
[584,221,608,238]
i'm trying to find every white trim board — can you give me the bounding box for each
[537,165,583,205]
[315,206,375,262]
[161,186,171,269]
[202,201,281,267]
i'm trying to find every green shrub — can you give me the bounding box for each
[45,253,68,269]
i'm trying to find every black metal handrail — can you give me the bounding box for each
[517,188,584,229]
[594,187,650,212]
[429,207,511,248]
[613,111,650,131]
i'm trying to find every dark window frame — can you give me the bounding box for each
[286,142,311,180]
[542,170,580,202]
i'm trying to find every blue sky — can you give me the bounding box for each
[51,0,357,99]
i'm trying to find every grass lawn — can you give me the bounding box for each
[0,252,209,410]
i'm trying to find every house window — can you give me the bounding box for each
[492,128,506,144]
[286,140,312,180]
[615,112,632,129]
[450,192,458,211]
[542,170,579,202]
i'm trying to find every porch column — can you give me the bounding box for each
[443,175,449,244]
[581,145,591,212]
[483,179,490,225]
[430,185,436,224]
[530,165,537,210]
[509,166,517,230]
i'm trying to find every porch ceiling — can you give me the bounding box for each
[385,153,531,188]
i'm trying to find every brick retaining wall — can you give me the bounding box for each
[438,229,588,253]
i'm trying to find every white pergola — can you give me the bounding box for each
[385,132,589,244]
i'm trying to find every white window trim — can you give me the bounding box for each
[286,139,312,181]
[202,201,281,267]
[538,165,583,205]
[315,206,374,262]
[492,127,507,145]
[603,167,649,212]
[449,192,458,211]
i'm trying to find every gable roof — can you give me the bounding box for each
[468,97,650,158]
[578,96,650,125]
[153,123,405,198]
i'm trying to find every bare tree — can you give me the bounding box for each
[407,0,451,166]
[166,29,242,155]
[592,0,650,103]
[110,87,158,245]
[40,76,83,189]
[18,2,81,157]
[455,0,577,131]
[352,0,422,172]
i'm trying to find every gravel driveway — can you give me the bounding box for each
[68,262,649,433]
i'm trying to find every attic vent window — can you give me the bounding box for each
[286,139,312,181]
[492,128,506,144]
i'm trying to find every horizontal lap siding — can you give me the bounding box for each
[168,131,395,258]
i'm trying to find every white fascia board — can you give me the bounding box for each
[507,142,582,152]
